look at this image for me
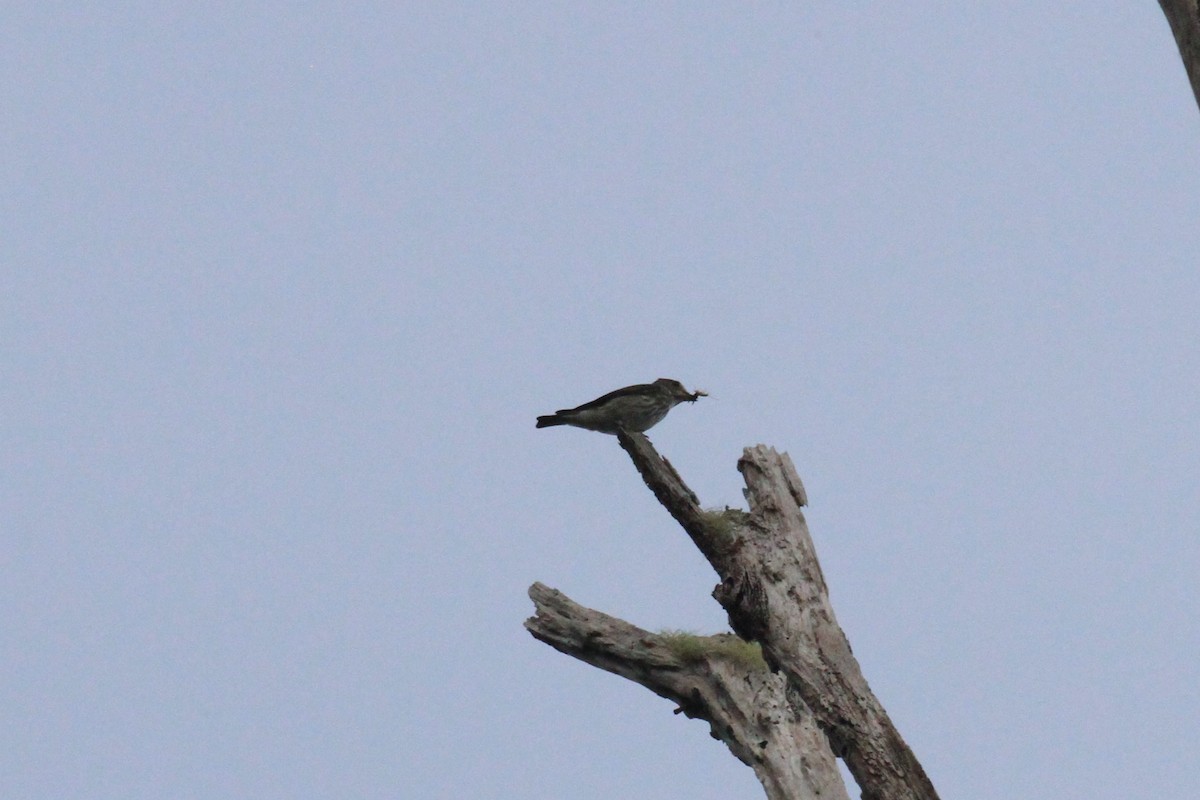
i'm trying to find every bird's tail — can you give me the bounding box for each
[536,414,567,428]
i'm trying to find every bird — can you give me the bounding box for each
[536,378,706,434]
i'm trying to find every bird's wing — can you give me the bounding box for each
[560,383,653,414]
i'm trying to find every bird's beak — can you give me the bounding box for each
[685,388,708,402]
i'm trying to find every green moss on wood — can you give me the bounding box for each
[658,629,766,671]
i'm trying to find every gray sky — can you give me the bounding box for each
[4,4,1198,799]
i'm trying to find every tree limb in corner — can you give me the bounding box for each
[1159,0,1200,112]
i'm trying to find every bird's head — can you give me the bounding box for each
[654,378,708,403]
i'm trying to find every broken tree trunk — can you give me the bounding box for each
[526,432,939,800]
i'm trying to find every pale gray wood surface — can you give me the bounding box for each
[528,432,939,800]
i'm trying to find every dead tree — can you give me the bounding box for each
[526,432,939,800]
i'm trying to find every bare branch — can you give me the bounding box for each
[525,582,849,800]
[614,433,939,800]
[1159,0,1200,112]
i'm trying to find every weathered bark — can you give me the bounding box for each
[1160,0,1200,112]
[528,432,939,800]
[525,583,849,800]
